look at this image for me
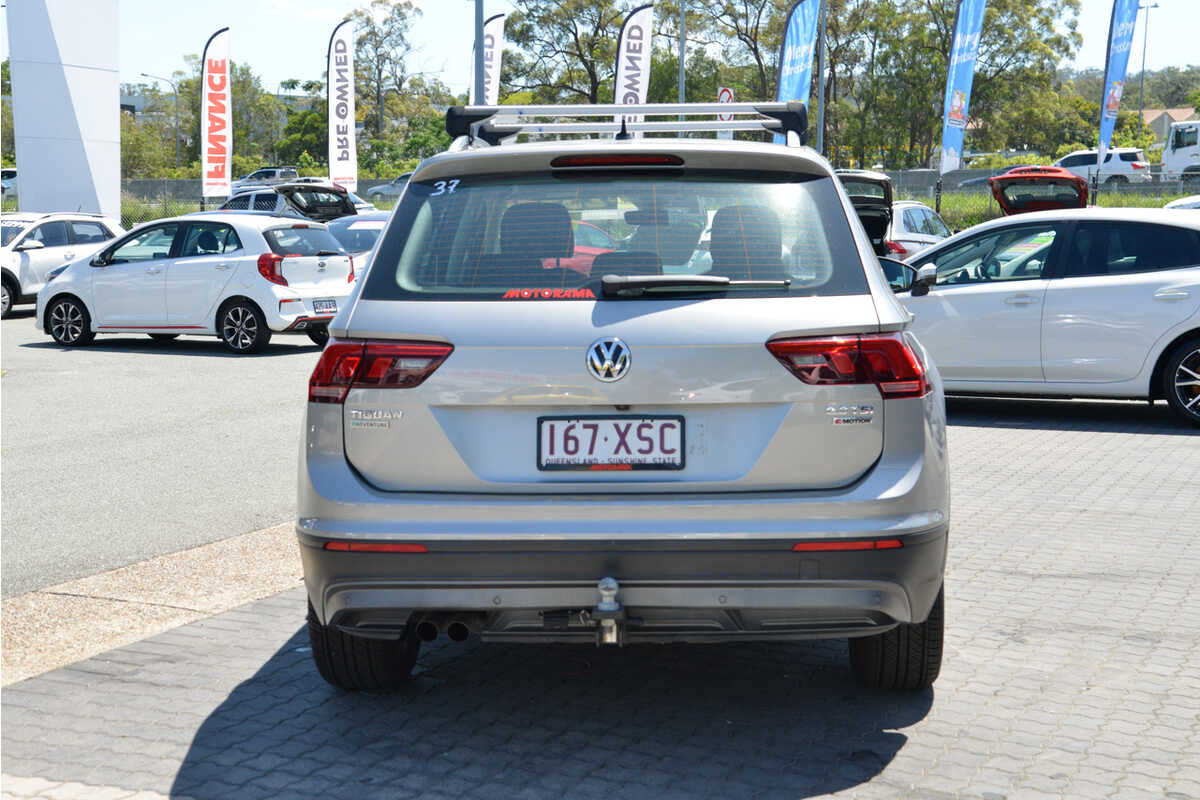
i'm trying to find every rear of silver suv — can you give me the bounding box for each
[298,104,949,692]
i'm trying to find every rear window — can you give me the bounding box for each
[329,219,385,253]
[840,180,887,199]
[1118,151,1145,162]
[263,227,345,256]
[362,171,867,301]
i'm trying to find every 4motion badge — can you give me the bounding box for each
[827,404,875,425]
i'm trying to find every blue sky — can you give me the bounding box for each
[3,0,1196,98]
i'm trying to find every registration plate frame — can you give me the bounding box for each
[536,414,686,472]
[313,299,338,314]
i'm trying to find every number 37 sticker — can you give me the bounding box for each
[430,179,460,196]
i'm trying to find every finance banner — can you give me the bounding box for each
[327,19,357,191]
[938,0,987,174]
[613,4,654,136]
[1097,0,1139,172]
[201,27,231,198]
[773,0,821,144]
[469,14,506,105]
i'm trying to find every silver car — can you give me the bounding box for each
[298,103,950,693]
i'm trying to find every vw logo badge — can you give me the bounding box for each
[587,337,630,382]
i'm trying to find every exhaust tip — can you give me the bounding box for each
[416,621,439,642]
[446,621,470,642]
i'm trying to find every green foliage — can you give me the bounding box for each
[963,152,1045,169]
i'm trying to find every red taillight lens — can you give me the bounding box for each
[765,333,929,399]
[257,253,287,286]
[885,240,908,255]
[324,541,427,553]
[348,255,355,283]
[1132,162,1146,169]
[792,539,902,552]
[551,154,684,167]
[308,339,453,403]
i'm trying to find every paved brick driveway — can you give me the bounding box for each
[3,397,1199,800]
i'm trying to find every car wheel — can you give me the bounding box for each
[1,276,15,318]
[306,326,330,347]
[307,600,420,692]
[1163,337,1200,427]
[849,587,943,690]
[47,296,95,347]
[218,300,271,354]
[148,333,180,341]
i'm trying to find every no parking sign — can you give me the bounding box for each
[717,87,734,138]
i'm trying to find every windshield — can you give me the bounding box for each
[2,222,28,247]
[361,171,867,301]
[328,218,385,254]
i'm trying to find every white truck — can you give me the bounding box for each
[1161,120,1200,187]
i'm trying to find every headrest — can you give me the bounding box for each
[500,203,574,259]
[710,206,782,279]
[197,230,220,252]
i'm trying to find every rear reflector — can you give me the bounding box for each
[766,332,929,399]
[324,542,428,553]
[792,539,902,552]
[551,154,684,168]
[348,254,355,283]
[309,339,453,403]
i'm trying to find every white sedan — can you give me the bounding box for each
[893,207,1200,425]
[36,213,355,353]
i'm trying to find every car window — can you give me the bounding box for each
[329,219,385,253]
[1174,127,1198,149]
[180,223,241,257]
[929,224,1058,286]
[263,226,345,256]
[253,194,277,212]
[362,171,868,301]
[108,224,180,263]
[923,209,951,237]
[69,221,111,245]
[224,195,250,210]
[29,221,70,248]
[1118,152,1140,162]
[573,222,613,249]
[901,208,921,234]
[1064,222,1200,278]
[3,222,29,247]
[281,170,298,180]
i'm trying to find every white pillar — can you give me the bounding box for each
[5,0,121,217]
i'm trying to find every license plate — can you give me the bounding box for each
[313,299,337,314]
[537,416,685,471]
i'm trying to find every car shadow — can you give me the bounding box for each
[946,395,1198,436]
[18,336,319,359]
[169,630,933,799]
[2,308,37,320]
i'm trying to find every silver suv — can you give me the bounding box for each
[298,102,949,692]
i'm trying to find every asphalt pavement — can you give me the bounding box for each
[0,310,319,597]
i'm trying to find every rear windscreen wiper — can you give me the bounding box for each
[601,274,791,298]
[316,250,341,257]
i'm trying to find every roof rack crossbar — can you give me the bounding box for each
[445,101,809,146]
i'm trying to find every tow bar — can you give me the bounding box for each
[593,577,625,646]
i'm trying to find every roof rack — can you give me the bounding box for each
[445,101,809,147]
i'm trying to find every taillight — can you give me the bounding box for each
[551,154,684,167]
[308,339,453,403]
[885,240,908,255]
[348,255,355,283]
[765,332,929,399]
[257,253,288,286]
[1132,162,1146,169]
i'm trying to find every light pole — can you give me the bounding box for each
[473,0,485,105]
[1137,2,1158,127]
[141,72,180,168]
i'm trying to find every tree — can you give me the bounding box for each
[352,0,419,138]
[504,0,627,103]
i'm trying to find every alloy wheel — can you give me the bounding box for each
[1,282,11,317]
[222,305,258,351]
[50,300,84,343]
[1173,347,1200,419]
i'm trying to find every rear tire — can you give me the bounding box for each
[217,299,271,354]
[307,600,420,692]
[850,587,943,690]
[306,326,330,347]
[1162,336,1200,427]
[148,333,180,341]
[1,276,16,318]
[47,295,95,347]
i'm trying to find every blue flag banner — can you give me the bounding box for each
[773,0,821,144]
[1097,0,1139,173]
[938,0,987,174]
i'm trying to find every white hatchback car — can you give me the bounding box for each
[2,213,123,318]
[889,200,951,258]
[36,213,355,352]
[894,208,1200,424]
[1054,147,1152,185]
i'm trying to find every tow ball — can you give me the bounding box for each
[593,577,625,646]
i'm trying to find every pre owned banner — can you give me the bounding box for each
[1097,0,1139,172]
[469,14,506,105]
[773,0,821,144]
[613,4,653,136]
[201,27,231,198]
[938,0,987,174]
[327,19,357,191]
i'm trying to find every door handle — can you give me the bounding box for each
[64,252,75,260]
[215,263,231,271]
[1005,294,1039,305]
[146,267,162,275]
[1153,289,1190,301]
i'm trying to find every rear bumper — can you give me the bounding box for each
[299,526,947,643]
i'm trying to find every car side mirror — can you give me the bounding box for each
[877,257,914,293]
[15,240,45,252]
[911,264,937,297]
[90,253,109,267]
